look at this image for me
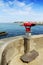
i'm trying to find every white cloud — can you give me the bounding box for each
[0,0,33,15]
[0,0,4,7]
[0,0,43,23]
[15,0,25,7]
[8,1,14,5]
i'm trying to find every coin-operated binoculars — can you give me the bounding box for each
[21,22,36,53]
[20,22,40,63]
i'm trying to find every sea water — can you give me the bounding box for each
[0,23,43,39]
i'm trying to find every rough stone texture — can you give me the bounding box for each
[20,50,39,63]
[9,49,43,65]
[0,35,43,65]
[0,37,24,65]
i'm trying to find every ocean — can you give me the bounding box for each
[0,23,43,39]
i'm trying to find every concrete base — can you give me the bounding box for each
[20,50,39,63]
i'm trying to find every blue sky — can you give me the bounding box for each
[0,0,43,23]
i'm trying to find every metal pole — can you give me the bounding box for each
[24,32,31,53]
[23,26,31,53]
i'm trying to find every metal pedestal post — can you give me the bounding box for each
[24,32,31,53]
[20,32,39,63]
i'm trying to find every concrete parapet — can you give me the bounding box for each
[1,37,24,65]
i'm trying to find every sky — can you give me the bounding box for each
[0,0,43,23]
